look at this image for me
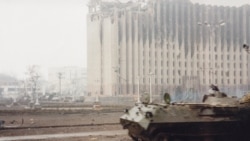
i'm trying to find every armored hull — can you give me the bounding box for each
[120,95,250,141]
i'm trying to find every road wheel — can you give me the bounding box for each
[153,133,169,141]
[129,133,139,141]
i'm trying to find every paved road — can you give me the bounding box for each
[0,130,128,141]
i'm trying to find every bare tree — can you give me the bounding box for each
[26,65,40,105]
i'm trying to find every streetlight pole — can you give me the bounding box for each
[198,21,225,85]
[149,72,154,103]
[113,67,120,96]
[137,75,141,103]
[95,80,99,102]
[243,44,250,91]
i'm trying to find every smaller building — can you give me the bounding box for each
[0,74,43,99]
[48,67,87,96]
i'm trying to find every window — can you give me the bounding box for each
[8,88,16,92]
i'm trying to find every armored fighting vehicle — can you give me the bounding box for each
[120,85,250,141]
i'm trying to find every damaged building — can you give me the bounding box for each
[87,0,250,100]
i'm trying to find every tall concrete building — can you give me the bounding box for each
[87,0,250,100]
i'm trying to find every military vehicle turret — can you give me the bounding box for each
[120,85,250,141]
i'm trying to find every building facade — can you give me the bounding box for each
[87,0,250,100]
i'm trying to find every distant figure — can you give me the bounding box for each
[208,84,227,98]
[209,84,219,92]
[203,84,227,102]
[243,44,250,53]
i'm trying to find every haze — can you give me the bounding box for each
[0,0,249,79]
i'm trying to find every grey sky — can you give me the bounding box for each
[0,0,249,79]
[0,0,87,79]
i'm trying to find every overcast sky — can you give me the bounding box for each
[0,0,87,79]
[0,0,249,79]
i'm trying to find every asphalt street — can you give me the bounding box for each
[0,130,128,141]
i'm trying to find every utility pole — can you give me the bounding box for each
[58,72,62,96]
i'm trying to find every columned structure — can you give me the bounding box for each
[87,0,250,101]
